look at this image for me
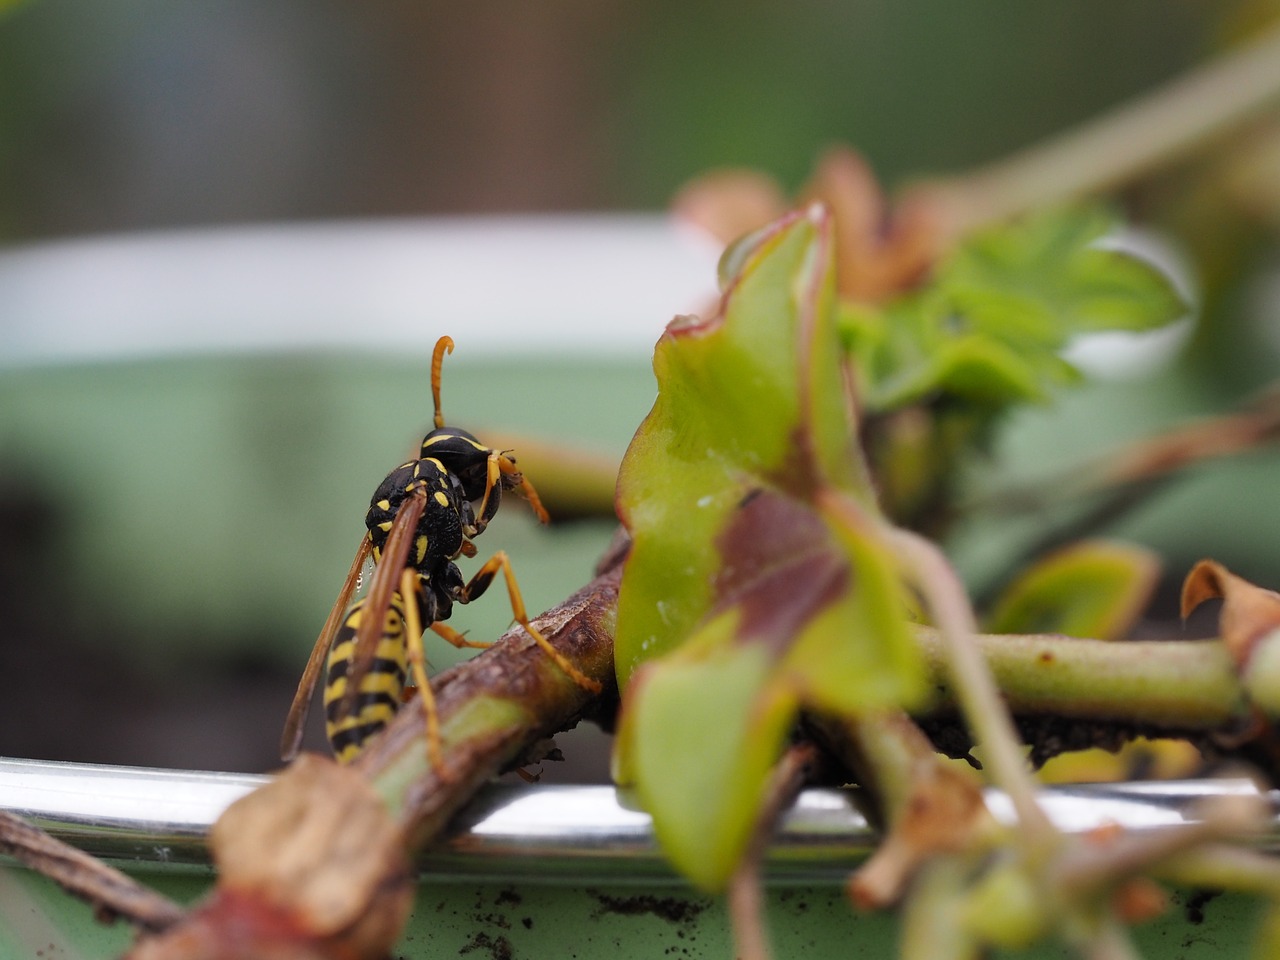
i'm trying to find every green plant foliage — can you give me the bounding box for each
[611,202,1193,897]
[613,207,926,890]
[984,540,1161,640]
[841,207,1188,412]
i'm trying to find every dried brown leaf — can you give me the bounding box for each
[670,145,946,305]
[671,169,789,245]
[798,146,942,303]
[1182,559,1280,666]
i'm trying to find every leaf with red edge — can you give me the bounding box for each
[613,206,926,890]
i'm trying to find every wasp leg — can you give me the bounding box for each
[462,550,603,694]
[399,568,448,777]
[475,452,551,532]
[473,453,504,533]
[430,620,493,650]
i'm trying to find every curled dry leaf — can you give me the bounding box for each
[797,146,942,303]
[1182,559,1280,666]
[671,169,790,250]
[1182,560,1280,717]
[672,145,944,304]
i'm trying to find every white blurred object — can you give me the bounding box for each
[1064,227,1197,378]
[0,215,720,367]
[0,215,1196,375]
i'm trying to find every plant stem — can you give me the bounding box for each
[913,629,1244,729]
[727,743,820,960]
[354,563,622,844]
[127,563,623,960]
[806,709,940,826]
[1158,843,1280,897]
[912,21,1280,239]
[0,810,185,933]
[886,527,1058,850]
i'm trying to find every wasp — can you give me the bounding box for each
[280,336,602,769]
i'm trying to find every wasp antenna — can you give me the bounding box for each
[431,336,455,429]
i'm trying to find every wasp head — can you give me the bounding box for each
[419,427,492,501]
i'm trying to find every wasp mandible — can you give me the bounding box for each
[280,336,602,769]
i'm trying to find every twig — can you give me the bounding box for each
[0,809,185,933]
[727,743,822,960]
[913,629,1243,730]
[883,526,1058,851]
[126,560,624,960]
[971,389,1280,595]
[353,561,622,844]
[911,21,1280,240]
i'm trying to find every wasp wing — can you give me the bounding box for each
[280,535,372,761]
[339,489,427,719]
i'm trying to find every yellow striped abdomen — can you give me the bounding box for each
[324,596,410,763]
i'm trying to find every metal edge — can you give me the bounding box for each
[0,757,1274,884]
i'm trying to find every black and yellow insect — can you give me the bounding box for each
[280,336,602,768]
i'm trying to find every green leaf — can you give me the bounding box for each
[615,208,876,684]
[616,640,796,890]
[943,207,1186,336]
[614,207,926,890]
[844,206,1187,414]
[984,540,1160,640]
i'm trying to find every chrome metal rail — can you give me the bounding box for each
[0,757,1273,884]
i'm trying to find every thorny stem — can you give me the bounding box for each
[884,526,1058,850]
[912,20,1280,240]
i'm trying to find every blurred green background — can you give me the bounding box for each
[0,1,1278,775]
